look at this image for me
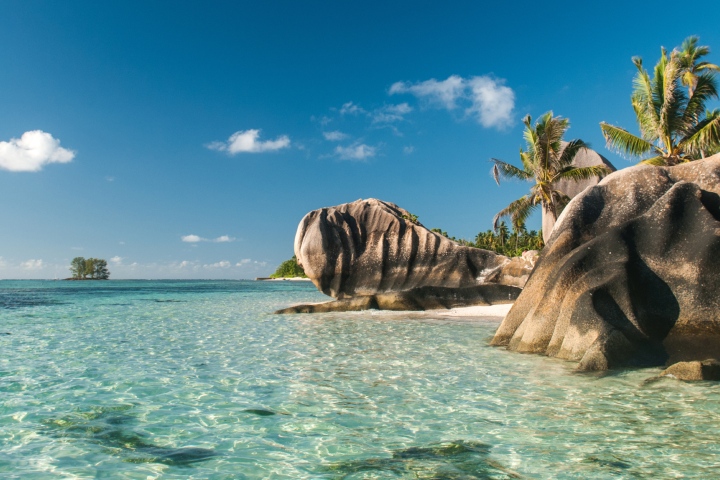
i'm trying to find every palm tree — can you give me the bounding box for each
[491,112,611,242]
[496,221,509,248]
[600,45,720,165]
[678,36,720,99]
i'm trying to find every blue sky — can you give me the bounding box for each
[1,1,719,279]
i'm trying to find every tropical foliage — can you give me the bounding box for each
[600,37,720,165]
[270,255,307,278]
[491,112,611,232]
[70,257,110,279]
[432,222,544,257]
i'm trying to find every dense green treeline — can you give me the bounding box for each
[270,256,306,278]
[431,222,543,257]
[70,257,110,280]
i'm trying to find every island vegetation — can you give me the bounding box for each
[269,255,307,278]
[69,257,110,280]
[431,223,543,257]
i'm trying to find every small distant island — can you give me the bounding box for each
[256,255,310,281]
[66,256,110,280]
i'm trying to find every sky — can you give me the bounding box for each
[1,0,719,279]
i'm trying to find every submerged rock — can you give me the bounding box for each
[661,360,720,381]
[293,198,532,299]
[492,155,720,371]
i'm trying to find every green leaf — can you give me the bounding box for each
[600,122,657,158]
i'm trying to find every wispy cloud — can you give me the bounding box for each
[207,129,290,154]
[0,130,75,172]
[203,260,231,269]
[236,259,267,267]
[371,103,413,124]
[390,75,466,110]
[110,256,123,265]
[182,234,236,243]
[20,259,43,270]
[338,102,366,116]
[403,146,415,155]
[334,143,376,161]
[323,130,349,141]
[390,75,515,128]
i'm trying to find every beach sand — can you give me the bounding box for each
[312,303,515,321]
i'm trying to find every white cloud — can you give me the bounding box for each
[390,75,466,109]
[105,176,115,182]
[0,130,75,172]
[339,102,365,115]
[466,77,515,128]
[0,257,6,267]
[182,234,235,243]
[21,259,43,270]
[236,259,251,266]
[390,75,515,129]
[403,146,415,155]
[207,129,290,154]
[371,103,413,123]
[204,261,231,269]
[178,260,192,268]
[334,143,376,161]
[214,235,235,243]
[110,256,123,265]
[323,130,349,141]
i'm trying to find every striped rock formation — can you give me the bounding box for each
[293,198,534,300]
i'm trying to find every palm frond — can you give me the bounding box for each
[557,139,589,169]
[682,72,719,126]
[696,61,720,73]
[631,65,660,139]
[600,122,657,158]
[639,156,669,166]
[657,52,685,143]
[490,158,532,185]
[492,195,538,230]
[553,165,612,183]
[679,113,720,156]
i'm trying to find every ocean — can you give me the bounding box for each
[1,280,719,479]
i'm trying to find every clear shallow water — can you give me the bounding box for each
[1,280,719,479]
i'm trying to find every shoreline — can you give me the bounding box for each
[256,277,313,282]
[278,302,513,320]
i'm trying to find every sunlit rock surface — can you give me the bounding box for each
[294,198,532,300]
[492,155,720,371]
[541,146,617,241]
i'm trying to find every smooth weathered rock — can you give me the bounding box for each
[486,250,539,288]
[492,155,720,371]
[294,198,530,299]
[661,360,720,381]
[541,146,617,242]
[275,284,521,313]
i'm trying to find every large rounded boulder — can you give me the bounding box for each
[294,198,523,299]
[491,155,720,371]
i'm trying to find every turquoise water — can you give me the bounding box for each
[1,281,719,479]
